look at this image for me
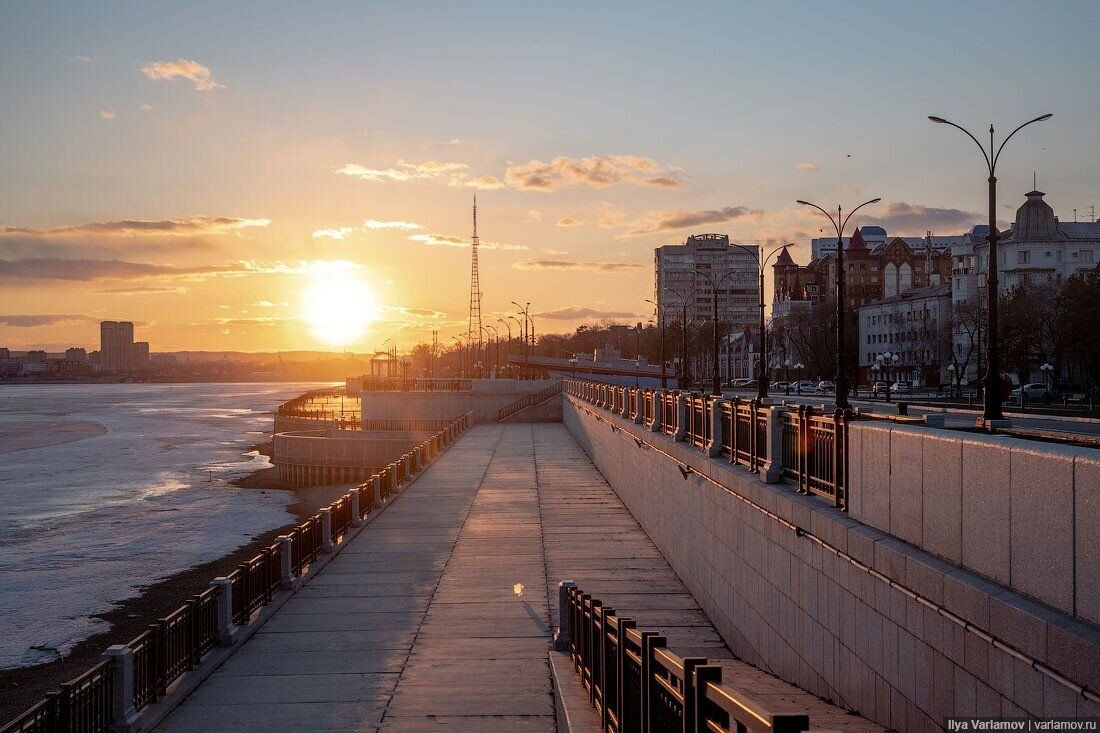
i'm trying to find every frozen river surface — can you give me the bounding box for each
[0,383,325,669]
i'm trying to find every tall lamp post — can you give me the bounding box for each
[644,298,667,389]
[797,197,883,410]
[451,335,465,376]
[928,113,1052,426]
[662,286,701,390]
[692,267,743,395]
[511,301,531,376]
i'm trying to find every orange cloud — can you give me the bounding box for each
[504,155,683,191]
[141,58,223,91]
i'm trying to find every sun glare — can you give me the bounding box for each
[300,261,378,345]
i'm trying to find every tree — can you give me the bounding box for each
[1057,270,1100,389]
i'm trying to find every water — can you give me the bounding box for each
[0,382,326,670]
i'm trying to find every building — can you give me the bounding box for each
[65,347,88,362]
[25,350,48,363]
[132,342,150,370]
[718,328,758,381]
[810,226,964,260]
[654,233,759,330]
[858,283,952,387]
[100,321,135,371]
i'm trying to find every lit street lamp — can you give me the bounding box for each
[928,112,1053,426]
[797,197,883,410]
[1040,362,1054,386]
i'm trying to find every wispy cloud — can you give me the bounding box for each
[1,216,270,237]
[534,306,640,320]
[312,227,354,240]
[513,259,643,272]
[861,202,982,235]
[92,285,188,295]
[795,162,820,173]
[141,58,223,91]
[409,233,527,250]
[362,220,422,230]
[465,175,506,190]
[380,305,447,319]
[625,206,761,235]
[0,314,97,327]
[556,217,583,227]
[504,155,683,192]
[0,258,324,284]
[70,55,95,64]
[336,160,469,184]
[526,210,543,224]
[99,109,116,120]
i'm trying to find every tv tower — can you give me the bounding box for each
[466,194,483,375]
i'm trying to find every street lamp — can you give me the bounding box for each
[511,301,531,375]
[451,335,465,376]
[797,197,882,410]
[876,352,899,402]
[693,267,744,395]
[947,363,957,399]
[569,357,578,378]
[1040,362,1054,386]
[644,298,667,390]
[928,112,1052,426]
[663,286,702,389]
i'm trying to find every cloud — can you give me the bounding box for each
[380,305,447,319]
[861,202,982,235]
[526,210,543,223]
[252,300,277,307]
[213,317,288,327]
[0,314,97,327]
[1,216,270,237]
[312,227,354,240]
[556,217,583,228]
[0,257,318,284]
[141,58,223,91]
[534,306,640,320]
[504,155,683,191]
[100,109,116,121]
[362,220,422,230]
[408,233,527,250]
[625,206,761,235]
[448,138,462,145]
[795,162,820,173]
[512,259,643,272]
[70,56,95,64]
[465,175,506,190]
[92,285,188,295]
[140,103,153,111]
[336,160,469,184]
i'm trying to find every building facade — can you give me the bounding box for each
[654,233,759,330]
[100,321,135,371]
[857,284,952,387]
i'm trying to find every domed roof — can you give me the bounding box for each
[1013,190,1057,241]
[860,226,887,236]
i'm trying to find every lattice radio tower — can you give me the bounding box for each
[466,195,483,374]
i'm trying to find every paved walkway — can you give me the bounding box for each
[157,424,881,732]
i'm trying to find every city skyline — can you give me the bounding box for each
[3,1,1099,351]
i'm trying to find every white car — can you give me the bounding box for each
[1010,383,1051,400]
[791,380,818,394]
[729,378,756,388]
[890,381,912,394]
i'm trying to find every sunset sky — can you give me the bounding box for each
[2,1,1098,352]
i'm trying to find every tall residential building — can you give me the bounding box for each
[857,283,952,387]
[100,321,135,371]
[65,347,88,362]
[654,233,759,330]
[132,342,150,370]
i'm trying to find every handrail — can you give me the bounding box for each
[497,380,563,421]
[563,584,810,733]
[0,411,475,733]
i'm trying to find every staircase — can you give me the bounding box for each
[497,381,563,422]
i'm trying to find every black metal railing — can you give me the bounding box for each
[565,586,810,733]
[0,412,474,733]
[564,378,850,510]
[497,381,563,421]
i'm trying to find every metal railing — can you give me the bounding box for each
[564,585,810,733]
[497,381,563,422]
[0,412,474,733]
[564,379,850,510]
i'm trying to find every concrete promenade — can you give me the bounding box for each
[156,424,880,732]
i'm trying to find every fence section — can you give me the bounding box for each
[497,381,563,421]
[564,585,810,732]
[1,412,475,733]
[564,379,850,510]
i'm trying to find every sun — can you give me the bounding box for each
[300,261,378,346]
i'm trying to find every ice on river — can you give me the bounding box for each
[0,383,327,669]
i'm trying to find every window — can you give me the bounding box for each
[1083,250,1095,263]
[1018,251,1030,264]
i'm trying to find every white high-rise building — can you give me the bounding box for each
[100,321,134,371]
[654,233,759,330]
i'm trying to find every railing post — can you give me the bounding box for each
[798,405,810,495]
[681,657,707,733]
[553,580,577,651]
[764,406,783,483]
[404,453,413,481]
[640,632,665,733]
[349,490,363,527]
[616,617,636,731]
[692,665,723,733]
[834,409,846,510]
[210,577,239,645]
[634,391,645,425]
[705,398,724,457]
[102,646,141,733]
[276,535,296,589]
[650,391,663,432]
[673,393,688,442]
[373,473,384,506]
[320,507,334,553]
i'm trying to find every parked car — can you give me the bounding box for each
[770,380,789,390]
[1009,383,1051,401]
[890,381,912,394]
[791,380,818,394]
[728,378,756,388]
[871,381,890,396]
[817,380,835,393]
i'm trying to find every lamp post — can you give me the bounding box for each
[797,197,883,410]
[947,363,957,399]
[662,286,701,389]
[692,267,744,396]
[644,298,667,390]
[876,352,899,402]
[569,357,578,379]
[512,301,531,376]
[1040,362,1053,388]
[484,324,500,375]
[451,335,465,376]
[928,113,1052,426]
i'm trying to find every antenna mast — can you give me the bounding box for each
[466,195,483,376]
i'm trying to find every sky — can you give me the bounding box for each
[2,1,1098,353]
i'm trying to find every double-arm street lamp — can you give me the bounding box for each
[511,301,531,374]
[662,285,702,389]
[644,298,668,390]
[692,268,743,395]
[928,113,1052,426]
[796,197,883,410]
[451,335,465,376]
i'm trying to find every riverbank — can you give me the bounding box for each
[0,441,354,725]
